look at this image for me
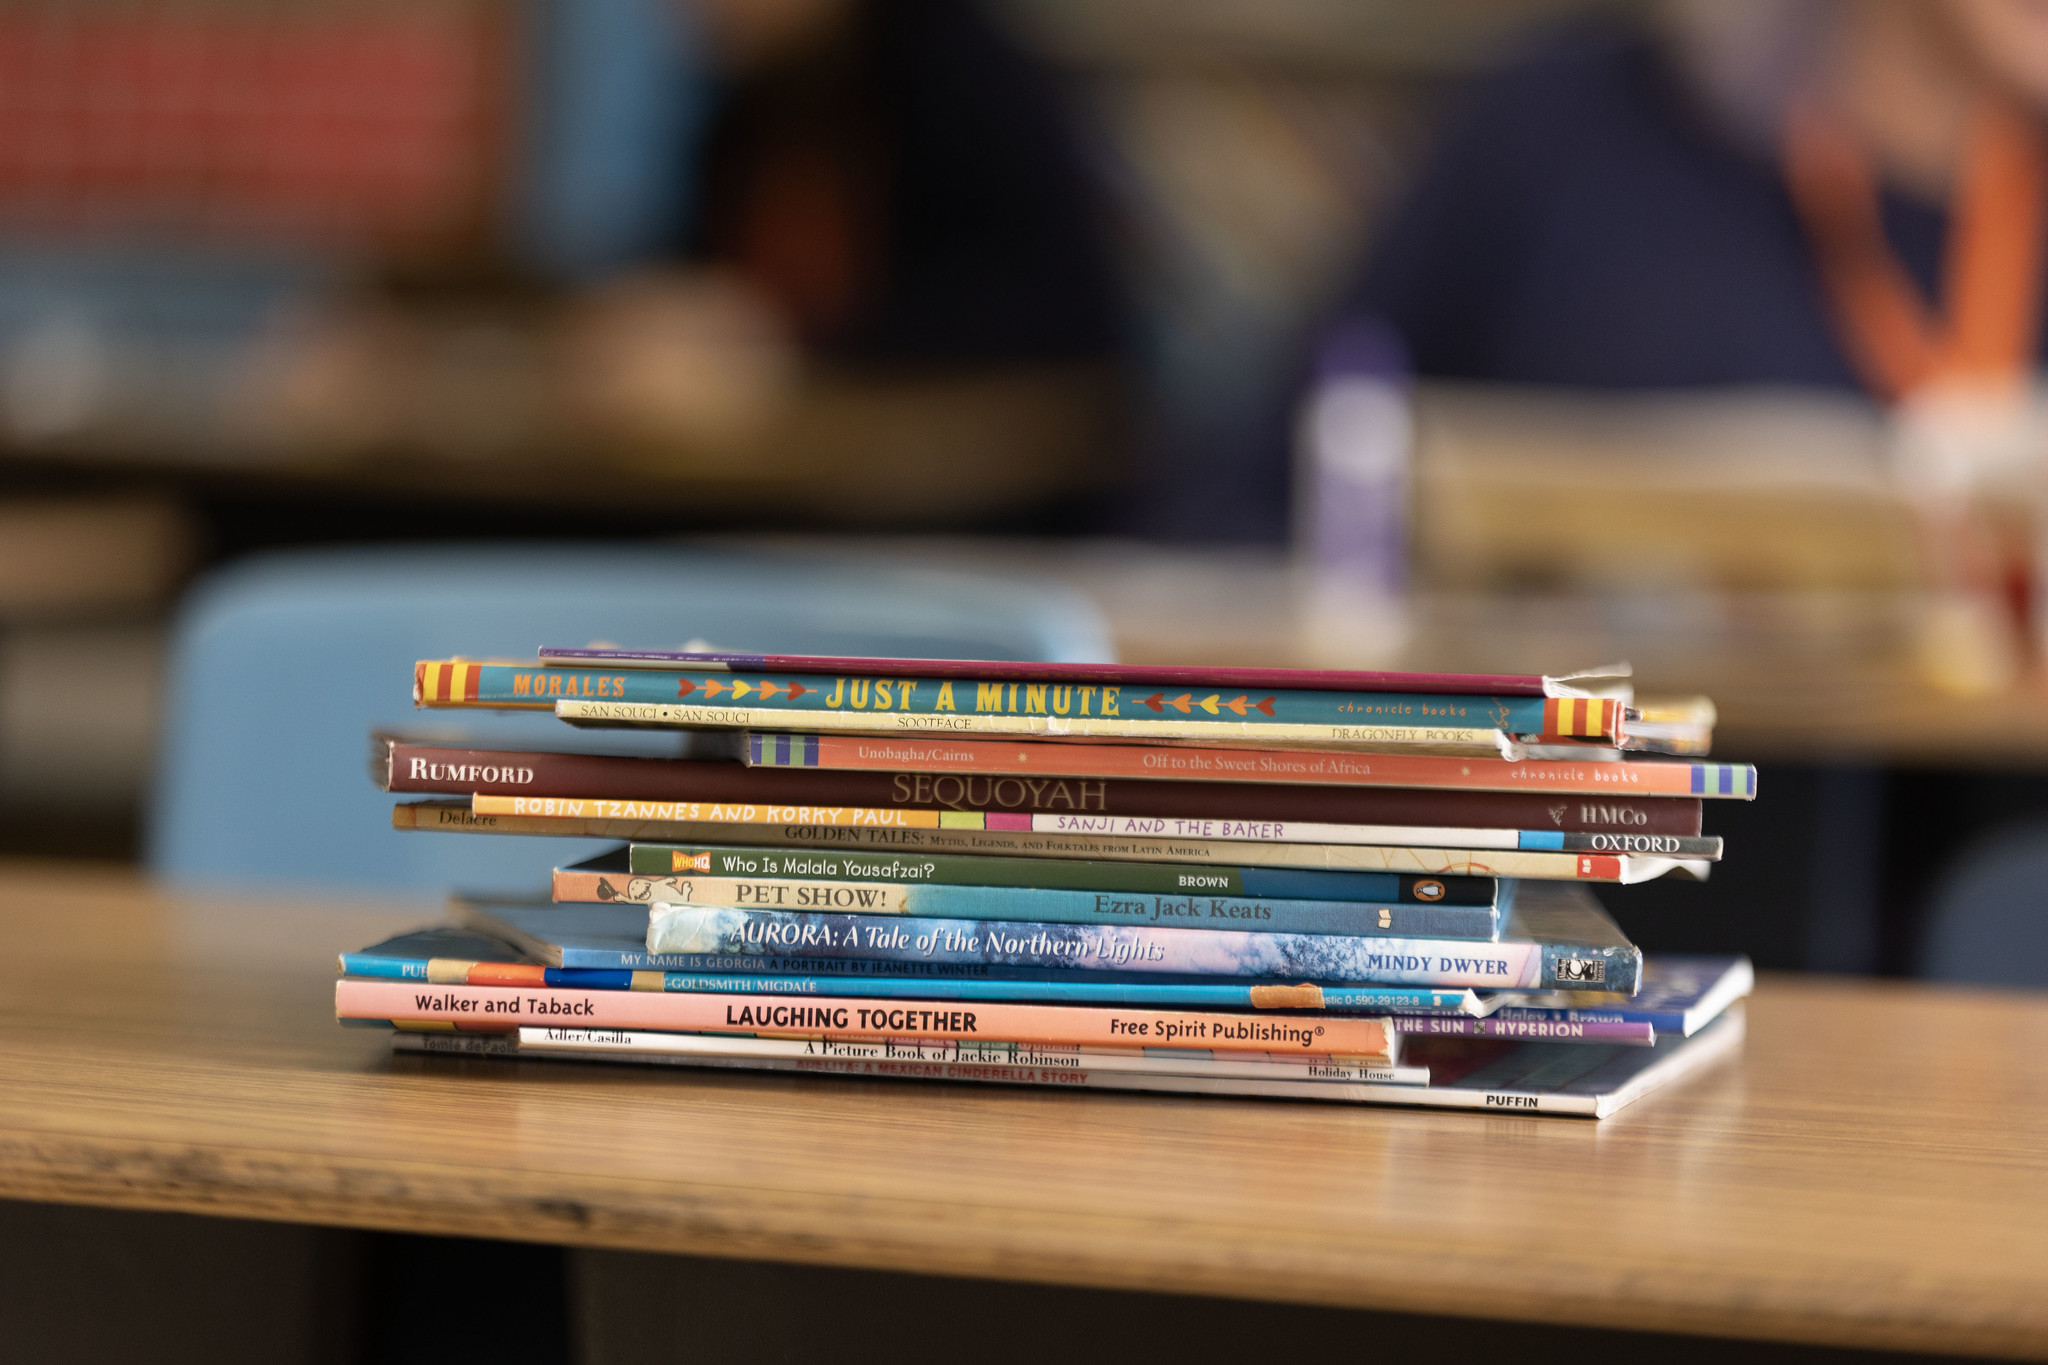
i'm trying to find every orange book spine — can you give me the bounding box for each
[471,794,948,827]
[337,979,1390,1056]
[765,735,1750,798]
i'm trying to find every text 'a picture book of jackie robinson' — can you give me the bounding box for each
[357,649,1753,1116]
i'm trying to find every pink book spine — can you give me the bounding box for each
[337,979,1391,1057]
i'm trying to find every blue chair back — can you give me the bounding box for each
[148,545,1112,893]
[1918,818,2048,988]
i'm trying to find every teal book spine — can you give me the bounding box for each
[415,661,1603,738]
[625,875,1499,940]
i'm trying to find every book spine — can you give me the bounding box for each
[1390,1015,1655,1045]
[749,731,1747,798]
[382,741,1706,830]
[414,661,1606,740]
[556,698,1519,754]
[391,1032,1605,1114]
[1488,1006,1687,1032]
[471,796,1634,882]
[508,1027,1430,1083]
[625,843,1494,904]
[643,904,1640,992]
[588,872,1501,941]
[335,978,1395,1056]
[341,954,650,991]
[533,647,1553,695]
[405,802,1642,881]
[357,946,1485,1013]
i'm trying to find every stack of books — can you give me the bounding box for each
[339,649,1757,1118]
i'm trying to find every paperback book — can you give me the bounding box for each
[640,881,1642,992]
[1487,955,1754,1035]
[380,1025,1429,1085]
[564,844,1505,939]
[533,646,1608,697]
[741,732,1754,800]
[398,799,1697,881]
[458,796,1699,883]
[572,873,1500,940]
[334,977,1399,1056]
[1387,1014,1654,1045]
[447,901,1493,1013]
[388,1009,1746,1118]
[609,845,1502,904]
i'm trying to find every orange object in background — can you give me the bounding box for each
[1786,99,2047,403]
[0,1,511,255]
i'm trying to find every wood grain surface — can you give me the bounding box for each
[2,862,2046,1358]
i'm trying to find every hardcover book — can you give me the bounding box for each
[378,738,1710,830]
[640,880,1642,992]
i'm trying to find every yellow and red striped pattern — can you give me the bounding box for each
[1541,697,1619,740]
[413,660,486,706]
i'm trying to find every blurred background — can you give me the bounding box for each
[8,0,2048,987]
[19,3,2048,1362]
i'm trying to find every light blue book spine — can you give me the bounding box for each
[645,906,1638,991]
[657,880,1499,940]
[342,955,433,980]
[338,954,1474,1013]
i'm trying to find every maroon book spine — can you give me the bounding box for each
[379,742,1703,835]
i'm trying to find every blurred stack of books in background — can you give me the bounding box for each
[341,647,1754,1117]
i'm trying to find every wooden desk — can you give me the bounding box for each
[3,863,2045,1359]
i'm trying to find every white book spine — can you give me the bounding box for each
[509,1027,1430,1085]
[555,698,1519,757]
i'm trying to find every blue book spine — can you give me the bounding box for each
[666,881,1498,940]
[340,955,431,979]
[643,906,1634,991]
[1489,1005,1688,1032]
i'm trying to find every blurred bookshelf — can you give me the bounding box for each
[0,0,1618,527]
[0,0,1630,863]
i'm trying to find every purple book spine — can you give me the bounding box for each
[1392,1015,1655,1045]
[533,647,1550,696]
